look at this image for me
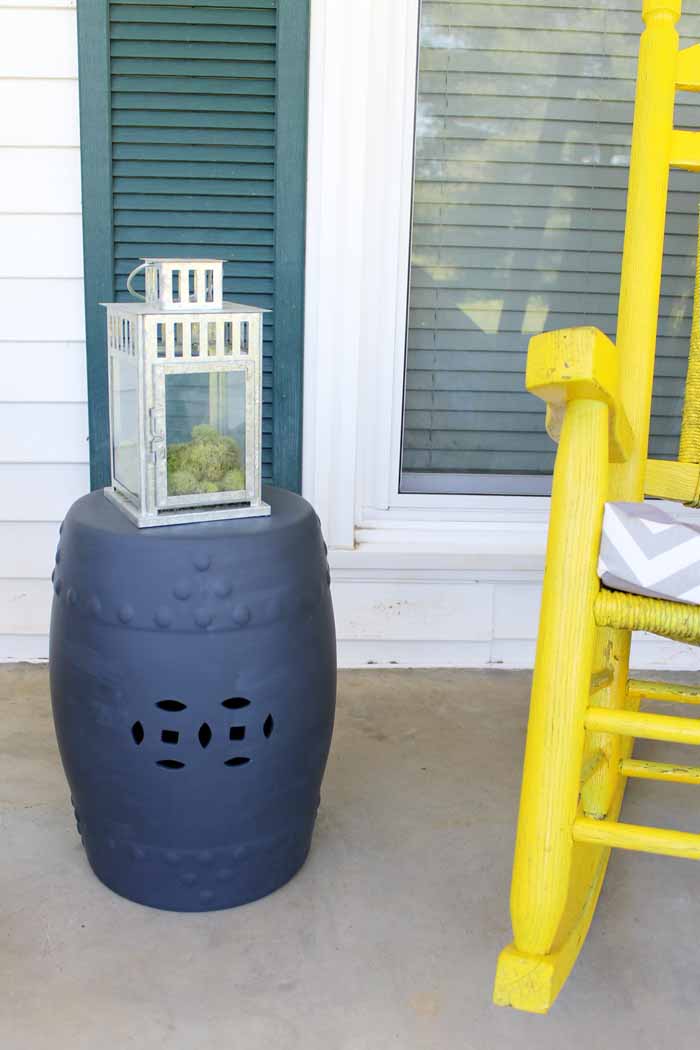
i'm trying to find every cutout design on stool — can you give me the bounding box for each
[152,698,189,769]
[128,696,275,771]
[223,694,251,765]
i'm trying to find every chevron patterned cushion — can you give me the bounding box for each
[598,502,700,605]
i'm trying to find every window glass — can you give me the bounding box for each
[112,353,140,498]
[400,0,700,495]
[165,371,247,498]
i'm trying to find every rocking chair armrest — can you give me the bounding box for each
[526,325,634,463]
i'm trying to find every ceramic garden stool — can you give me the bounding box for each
[49,485,336,912]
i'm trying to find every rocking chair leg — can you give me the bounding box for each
[581,627,633,820]
[494,398,610,1012]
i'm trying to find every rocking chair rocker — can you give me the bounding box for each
[494,0,700,1014]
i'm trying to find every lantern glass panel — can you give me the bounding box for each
[165,370,247,498]
[112,352,140,498]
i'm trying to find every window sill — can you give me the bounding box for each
[329,516,547,578]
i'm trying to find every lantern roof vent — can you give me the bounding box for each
[126,258,231,312]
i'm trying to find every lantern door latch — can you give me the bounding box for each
[149,408,165,456]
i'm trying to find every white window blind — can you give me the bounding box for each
[400,0,700,495]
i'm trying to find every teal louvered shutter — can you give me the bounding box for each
[400,0,700,495]
[77,0,308,491]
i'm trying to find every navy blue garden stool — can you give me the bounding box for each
[49,486,336,911]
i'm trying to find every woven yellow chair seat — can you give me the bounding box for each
[595,587,700,644]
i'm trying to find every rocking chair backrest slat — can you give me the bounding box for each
[679,209,700,464]
[609,0,682,503]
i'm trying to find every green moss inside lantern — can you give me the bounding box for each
[167,424,244,496]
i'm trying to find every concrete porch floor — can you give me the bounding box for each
[3,665,700,1049]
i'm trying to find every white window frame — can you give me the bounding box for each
[303,0,550,573]
[301,0,700,671]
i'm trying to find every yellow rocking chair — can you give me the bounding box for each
[494,0,700,1014]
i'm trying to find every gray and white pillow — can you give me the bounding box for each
[598,502,700,605]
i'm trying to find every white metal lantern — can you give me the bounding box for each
[104,258,270,527]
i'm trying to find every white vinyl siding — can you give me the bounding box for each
[0,1,88,660]
[401,0,700,492]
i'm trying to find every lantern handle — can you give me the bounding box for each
[126,262,147,301]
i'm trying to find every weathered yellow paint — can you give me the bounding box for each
[495,781,626,1014]
[595,587,700,643]
[573,817,700,860]
[679,207,700,471]
[676,42,700,89]
[610,4,679,505]
[579,625,634,824]
[590,669,614,695]
[628,678,700,704]
[507,397,608,961]
[580,749,607,786]
[493,0,699,1015]
[620,757,700,784]
[586,705,700,746]
[669,128,700,170]
[527,326,633,462]
[644,458,700,502]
